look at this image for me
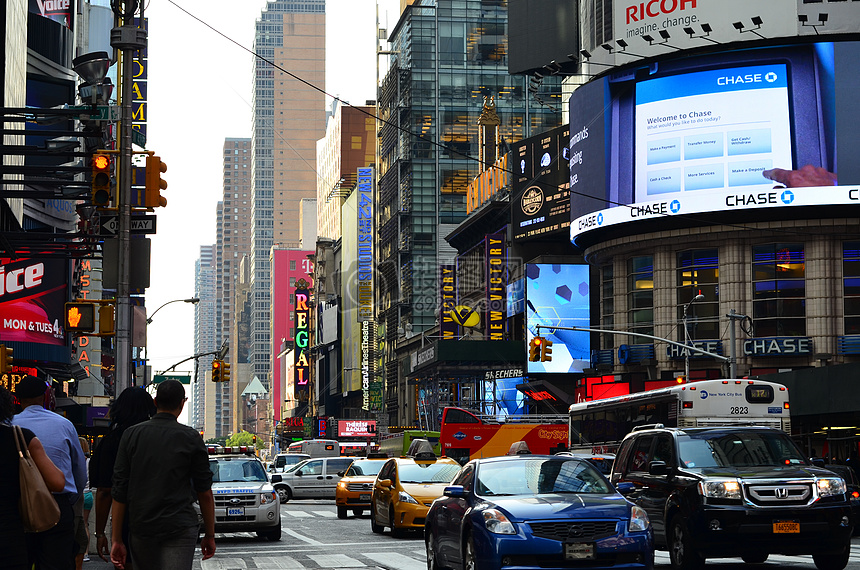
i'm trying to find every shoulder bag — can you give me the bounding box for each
[12,424,61,532]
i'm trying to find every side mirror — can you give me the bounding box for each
[295,470,304,477]
[615,481,635,495]
[810,458,826,467]
[378,479,392,488]
[271,474,282,483]
[443,485,466,498]
[649,461,670,476]
[337,471,346,477]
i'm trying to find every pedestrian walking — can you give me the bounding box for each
[89,386,155,568]
[109,380,215,570]
[11,375,87,569]
[75,436,93,568]
[1,385,66,570]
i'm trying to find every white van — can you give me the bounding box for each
[273,456,354,503]
[287,439,340,458]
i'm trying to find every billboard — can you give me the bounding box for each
[356,167,374,323]
[338,419,376,438]
[0,258,68,358]
[525,264,590,375]
[570,40,860,246]
[511,124,571,242]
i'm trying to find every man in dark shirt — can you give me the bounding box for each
[109,380,215,570]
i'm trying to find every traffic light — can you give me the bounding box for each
[91,153,112,207]
[211,359,222,382]
[221,361,231,382]
[528,336,543,362]
[0,344,13,374]
[144,154,167,208]
[98,304,115,335]
[540,339,554,362]
[65,302,96,333]
[252,434,257,445]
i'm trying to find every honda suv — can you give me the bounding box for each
[610,425,853,570]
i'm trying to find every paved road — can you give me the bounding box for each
[83,499,860,569]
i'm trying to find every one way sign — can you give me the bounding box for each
[99,215,157,235]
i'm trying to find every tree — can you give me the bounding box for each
[226,431,261,449]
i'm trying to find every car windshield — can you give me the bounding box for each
[678,431,808,469]
[210,458,268,482]
[398,462,461,484]
[476,458,613,496]
[346,460,384,477]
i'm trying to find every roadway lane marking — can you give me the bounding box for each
[199,558,248,569]
[283,528,322,545]
[251,556,305,568]
[363,551,426,570]
[282,510,314,518]
[307,554,365,567]
[311,510,336,517]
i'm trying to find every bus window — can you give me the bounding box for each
[444,408,480,424]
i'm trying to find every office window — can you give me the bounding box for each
[601,264,614,349]
[752,243,806,336]
[628,256,654,338]
[844,241,860,334]
[677,249,720,340]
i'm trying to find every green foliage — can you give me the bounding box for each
[226,431,262,449]
[205,437,227,446]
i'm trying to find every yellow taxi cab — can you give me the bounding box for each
[369,439,461,537]
[335,454,388,519]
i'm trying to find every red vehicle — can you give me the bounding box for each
[439,407,569,464]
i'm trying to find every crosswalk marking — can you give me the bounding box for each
[199,557,248,569]
[252,556,306,569]
[311,510,336,517]
[307,554,366,567]
[282,510,314,518]
[364,551,428,570]
[284,528,323,545]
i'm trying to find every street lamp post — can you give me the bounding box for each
[682,293,704,381]
[146,297,200,324]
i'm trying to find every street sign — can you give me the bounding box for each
[132,129,146,148]
[67,105,121,121]
[98,215,157,236]
[152,373,191,385]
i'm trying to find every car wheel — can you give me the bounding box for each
[741,553,768,564]
[353,508,363,516]
[276,485,291,504]
[812,544,851,570]
[463,533,477,570]
[337,506,347,519]
[669,516,705,570]
[257,525,281,541]
[390,506,406,538]
[426,534,441,570]
[370,507,384,534]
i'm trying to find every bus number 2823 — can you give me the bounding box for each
[730,406,749,415]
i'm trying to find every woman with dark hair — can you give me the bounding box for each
[0,386,65,570]
[90,387,155,567]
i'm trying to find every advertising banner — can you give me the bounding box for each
[356,167,374,323]
[439,265,458,339]
[485,233,506,340]
[0,258,67,346]
[338,419,377,438]
[293,288,310,401]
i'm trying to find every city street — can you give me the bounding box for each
[81,499,860,570]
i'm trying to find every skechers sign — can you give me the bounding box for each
[294,288,310,399]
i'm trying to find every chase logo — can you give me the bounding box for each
[670,200,681,213]
[700,390,709,400]
[780,190,795,204]
[597,213,604,226]
[453,431,466,441]
[765,71,778,83]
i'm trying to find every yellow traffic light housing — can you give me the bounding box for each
[144,154,167,208]
[211,359,222,382]
[91,153,112,207]
[540,339,554,362]
[528,336,543,362]
[98,304,115,335]
[65,302,96,333]
[221,362,231,382]
[0,344,13,374]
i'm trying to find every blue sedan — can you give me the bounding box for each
[425,454,654,570]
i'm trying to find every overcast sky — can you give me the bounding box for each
[140,0,399,392]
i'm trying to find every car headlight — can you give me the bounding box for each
[337,481,347,490]
[260,491,277,504]
[698,479,741,500]
[629,505,650,532]
[817,477,846,498]
[483,508,516,535]
[398,491,419,504]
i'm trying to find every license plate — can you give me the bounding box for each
[773,520,800,533]
[227,507,245,517]
[359,494,371,501]
[564,542,595,560]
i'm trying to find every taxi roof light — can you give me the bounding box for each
[406,438,436,460]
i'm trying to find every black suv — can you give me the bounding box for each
[610,425,853,570]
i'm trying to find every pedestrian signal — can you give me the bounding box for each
[65,302,96,333]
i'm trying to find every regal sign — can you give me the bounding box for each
[294,287,310,399]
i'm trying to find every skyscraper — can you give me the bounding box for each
[191,244,216,431]
[251,0,327,393]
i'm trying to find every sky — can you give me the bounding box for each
[140,0,400,383]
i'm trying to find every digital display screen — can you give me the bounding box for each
[745,385,775,404]
[634,64,794,202]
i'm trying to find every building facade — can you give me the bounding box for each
[191,245,216,432]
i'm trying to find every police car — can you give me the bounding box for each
[206,446,282,541]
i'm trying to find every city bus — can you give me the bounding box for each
[378,430,440,457]
[568,379,790,454]
[286,439,340,457]
[439,407,569,464]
